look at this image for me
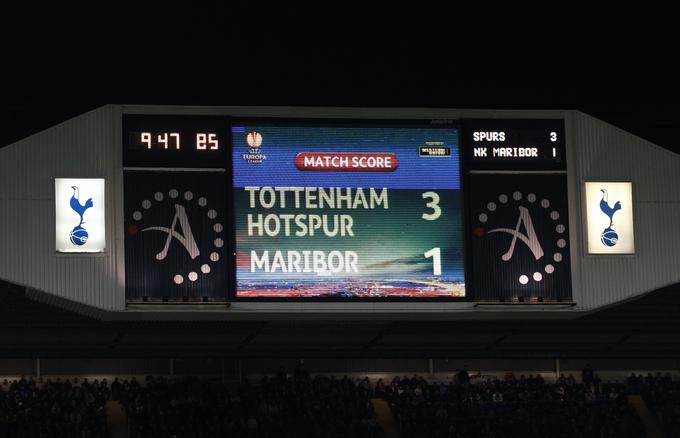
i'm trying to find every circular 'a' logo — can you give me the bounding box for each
[246,131,262,148]
[473,191,567,286]
[128,189,223,286]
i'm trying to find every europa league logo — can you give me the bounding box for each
[68,186,93,246]
[599,189,621,247]
[246,131,262,148]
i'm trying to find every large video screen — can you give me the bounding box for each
[232,122,465,299]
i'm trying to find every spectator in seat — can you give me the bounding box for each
[582,363,594,386]
[111,377,123,401]
[456,367,470,386]
[275,365,287,383]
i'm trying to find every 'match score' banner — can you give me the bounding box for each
[232,124,465,299]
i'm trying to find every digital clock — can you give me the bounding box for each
[130,131,219,151]
[123,115,229,168]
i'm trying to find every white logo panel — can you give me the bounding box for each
[55,178,106,253]
[585,182,635,254]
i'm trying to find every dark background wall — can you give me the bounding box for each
[2,5,678,154]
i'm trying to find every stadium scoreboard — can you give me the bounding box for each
[122,115,571,303]
[463,119,566,170]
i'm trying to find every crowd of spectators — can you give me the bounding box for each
[385,372,646,438]
[4,367,680,437]
[0,377,108,437]
[630,372,680,437]
[117,366,381,438]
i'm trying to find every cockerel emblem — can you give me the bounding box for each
[69,186,94,246]
[599,189,621,247]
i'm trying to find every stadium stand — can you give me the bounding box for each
[8,370,680,437]
[0,377,108,437]
[634,373,680,438]
[386,374,646,438]
[119,373,382,438]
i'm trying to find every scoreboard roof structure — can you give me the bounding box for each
[0,105,679,322]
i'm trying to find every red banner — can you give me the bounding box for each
[294,152,398,172]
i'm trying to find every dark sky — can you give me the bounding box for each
[2,5,678,152]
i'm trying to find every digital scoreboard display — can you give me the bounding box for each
[463,119,566,171]
[121,114,573,304]
[463,118,571,301]
[231,122,465,299]
[123,115,228,168]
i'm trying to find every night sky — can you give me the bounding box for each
[2,5,678,153]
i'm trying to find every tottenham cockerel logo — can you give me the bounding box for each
[68,186,94,246]
[474,191,567,286]
[598,189,621,247]
[127,189,223,285]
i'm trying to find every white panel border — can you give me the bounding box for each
[55,178,106,253]
[584,181,635,254]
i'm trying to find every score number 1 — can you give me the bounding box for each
[422,192,442,275]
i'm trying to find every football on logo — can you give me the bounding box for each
[246,131,263,148]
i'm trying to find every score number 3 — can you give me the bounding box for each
[421,192,441,220]
[422,192,442,275]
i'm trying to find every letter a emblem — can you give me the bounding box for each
[488,206,544,261]
[141,204,200,260]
